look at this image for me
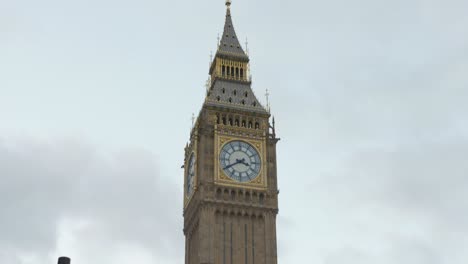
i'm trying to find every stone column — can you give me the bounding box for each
[199,206,215,264]
[265,212,278,264]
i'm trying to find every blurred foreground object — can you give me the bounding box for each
[58,257,71,264]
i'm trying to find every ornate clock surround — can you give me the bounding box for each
[214,127,268,190]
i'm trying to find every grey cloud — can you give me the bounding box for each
[324,240,441,264]
[277,122,468,263]
[0,138,183,263]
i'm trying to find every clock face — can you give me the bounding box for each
[186,153,195,196]
[220,140,261,183]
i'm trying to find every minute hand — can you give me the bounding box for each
[223,160,241,170]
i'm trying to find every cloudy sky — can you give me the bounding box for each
[1,0,467,263]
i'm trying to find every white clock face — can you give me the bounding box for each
[186,153,195,196]
[220,140,261,183]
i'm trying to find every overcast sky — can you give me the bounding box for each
[1,0,467,263]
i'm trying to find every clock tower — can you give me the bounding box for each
[183,1,279,263]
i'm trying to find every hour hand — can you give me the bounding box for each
[239,158,250,166]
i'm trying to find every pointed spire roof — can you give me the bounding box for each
[216,1,249,61]
[204,1,269,116]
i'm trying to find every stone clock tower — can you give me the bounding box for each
[183,1,279,263]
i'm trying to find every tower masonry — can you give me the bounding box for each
[183,2,280,264]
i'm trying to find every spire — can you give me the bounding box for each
[217,0,249,61]
[204,0,269,115]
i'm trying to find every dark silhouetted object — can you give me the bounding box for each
[58,257,71,264]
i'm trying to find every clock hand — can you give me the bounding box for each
[223,159,242,170]
[239,158,250,166]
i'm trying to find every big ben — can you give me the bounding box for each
[183,1,279,263]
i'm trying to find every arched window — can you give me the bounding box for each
[233,90,237,96]
[244,91,248,97]
[240,68,244,78]
[229,118,233,125]
[228,97,232,103]
[216,114,220,124]
[222,66,226,76]
[259,193,265,204]
[253,102,257,107]
[222,117,226,125]
[242,120,246,127]
[241,100,245,105]
[235,119,239,126]
[216,96,221,101]
[227,66,230,76]
[255,122,260,129]
[222,88,225,94]
[248,121,253,128]
[236,67,239,78]
[231,67,234,76]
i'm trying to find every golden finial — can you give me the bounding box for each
[226,0,232,8]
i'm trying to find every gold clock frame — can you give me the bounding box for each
[214,134,268,190]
